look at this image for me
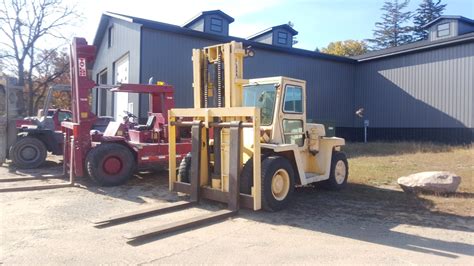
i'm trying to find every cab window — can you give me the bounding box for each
[283,85,303,113]
[282,119,304,147]
[58,111,72,121]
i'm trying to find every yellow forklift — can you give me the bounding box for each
[94,41,348,241]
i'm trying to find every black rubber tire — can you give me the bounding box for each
[240,154,272,195]
[86,143,135,186]
[9,136,47,169]
[321,151,349,191]
[178,152,192,183]
[240,157,254,195]
[261,156,295,212]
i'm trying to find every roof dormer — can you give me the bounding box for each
[183,10,234,36]
[247,24,298,48]
[423,16,474,41]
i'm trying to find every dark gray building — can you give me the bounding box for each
[92,12,474,143]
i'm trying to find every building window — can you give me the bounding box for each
[277,32,288,45]
[437,23,450,37]
[210,18,223,32]
[283,85,303,113]
[108,26,113,48]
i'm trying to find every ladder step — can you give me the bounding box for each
[123,209,236,240]
[93,201,195,227]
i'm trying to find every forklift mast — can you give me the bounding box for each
[69,37,97,124]
[192,41,248,109]
[61,37,97,177]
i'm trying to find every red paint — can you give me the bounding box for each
[103,156,122,175]
[62,37,191,179]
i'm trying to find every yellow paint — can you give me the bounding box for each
[168,115,177,191]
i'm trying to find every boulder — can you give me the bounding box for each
[397,171,461,194]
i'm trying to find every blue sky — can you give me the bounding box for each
[70,0,473,50]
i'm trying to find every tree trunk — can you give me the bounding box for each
[28,78,34,116]
[16,63,27,116]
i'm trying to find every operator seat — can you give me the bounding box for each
[135,115,156,131]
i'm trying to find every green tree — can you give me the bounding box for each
[321,40,368,57]
[368,0,413,49]
[413,0,446,40]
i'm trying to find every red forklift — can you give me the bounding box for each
[0,37,191,192]
[62,37,192,187]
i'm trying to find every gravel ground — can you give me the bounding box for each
[1,156,473,264]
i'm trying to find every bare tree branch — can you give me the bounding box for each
[0,0,80,115]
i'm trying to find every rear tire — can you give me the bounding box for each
[321,151,348,190]
[86,143,135,186]
[261,156,295,212]
[9,137,47,169]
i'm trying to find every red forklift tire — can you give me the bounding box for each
[261,156,295,212]
[9,137,47,169]
[86,143,135,186]
[321,151,349,191]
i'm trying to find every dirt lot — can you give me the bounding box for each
[1,144,473,264]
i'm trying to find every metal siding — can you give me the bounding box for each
[140,28,355,127]
[458,21,474,35]
[92,18,141,117]
[355,42,474,129]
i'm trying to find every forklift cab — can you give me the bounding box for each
[243,77,311,147]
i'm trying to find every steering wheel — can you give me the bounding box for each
[123,110,138,118]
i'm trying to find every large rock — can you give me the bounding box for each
[397,171,461,194]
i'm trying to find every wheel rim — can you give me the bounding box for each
[20,145,39,161]
[271,169,290,201]
[335,160,347,184]
[103,156,123,175]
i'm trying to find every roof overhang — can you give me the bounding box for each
[354,33,474,62]
[422,15,474,28]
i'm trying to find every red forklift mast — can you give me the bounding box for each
[62,37,97,178]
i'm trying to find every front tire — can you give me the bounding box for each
[261,156,295,212]
[9,137,47,169]
[322,151,348,190]
[86,143,135,186]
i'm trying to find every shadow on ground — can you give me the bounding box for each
[237,184,474,258]
[2,159,473,258]
[0,160,172,204]
[117,181,474,258]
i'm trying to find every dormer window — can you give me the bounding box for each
[248,24,298,48]
[183,10,234,36]
[277,32,288,45]
[437,23,450,37]
[210,18,223,33]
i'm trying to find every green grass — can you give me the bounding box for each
[340,142,473,216]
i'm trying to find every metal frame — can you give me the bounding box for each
[93,116,257,241]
